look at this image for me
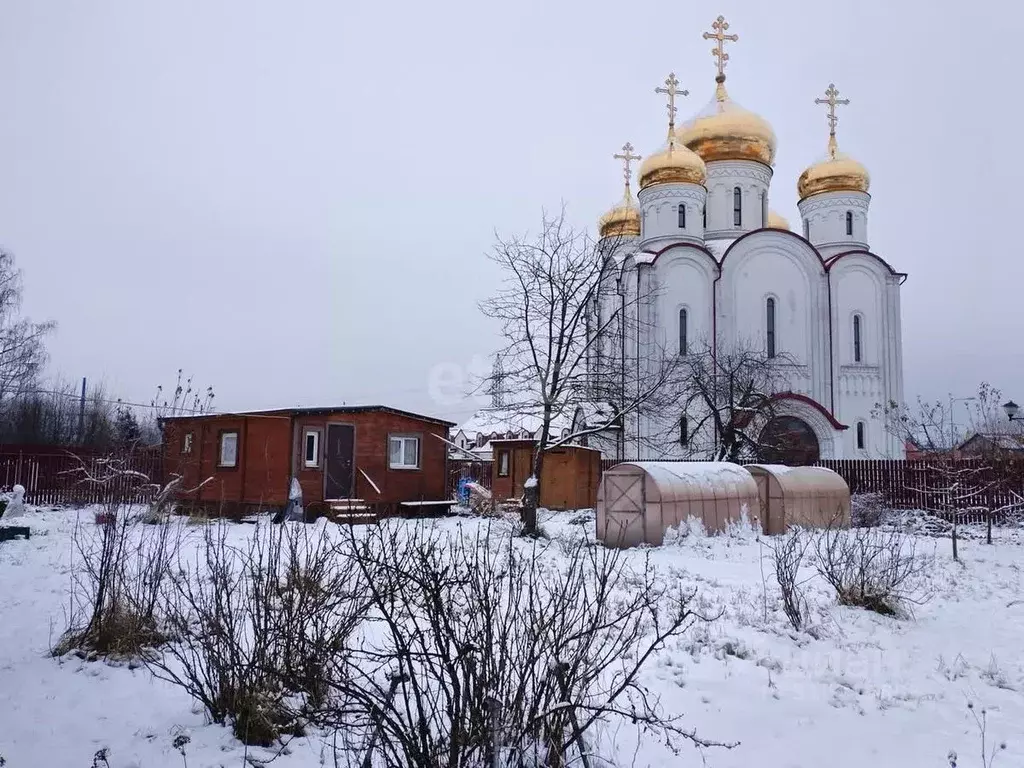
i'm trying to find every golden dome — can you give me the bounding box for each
[766,209,790,230]
[676,81,776,166]
[638,138,706,190]
[797,140,870,199]
[598,192,641,239]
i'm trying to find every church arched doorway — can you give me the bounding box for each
[758,416,820,466]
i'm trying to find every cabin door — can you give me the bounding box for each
[324,424,356,499]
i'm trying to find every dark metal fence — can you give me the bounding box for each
[0,445,164,506]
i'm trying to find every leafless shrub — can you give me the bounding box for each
[850,492,888,528]
[813,526,932,616]
[147,521,370,746]
[323,522,733,768]
[767,528,811,631]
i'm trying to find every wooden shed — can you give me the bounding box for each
[746,464,850,534]
[490,440,601,511]
[161,405,455,517]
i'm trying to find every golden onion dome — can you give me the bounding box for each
[766,209,790,230]
[676,80,776,166]
[797,137,870,199]
[637,137,706,190]
[598,190,641,239]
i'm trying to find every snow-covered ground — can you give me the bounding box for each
[1,506,1021,767]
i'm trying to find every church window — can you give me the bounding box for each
[766,297,777,358]
[678,203,686,229]
[680,415,689,446]
[678,308,688,356]
[733,187,742,226]
[846,211,854,236]
[856,421,866,450]
[803,218,810,239]
[761,191,768,226]
[702,205,707,228]
[853,314,863,363]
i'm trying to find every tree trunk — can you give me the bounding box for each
[522,426,549,537]
[952,518,959,562]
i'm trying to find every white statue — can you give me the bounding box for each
[2,484,27,520]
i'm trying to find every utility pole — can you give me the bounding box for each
[78,377,86,445]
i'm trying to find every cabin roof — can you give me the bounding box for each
[160,405,456,428]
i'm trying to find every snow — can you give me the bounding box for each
[1,506,1023,767]
[524,476,538,489]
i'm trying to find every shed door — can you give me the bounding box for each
[324,424,355,499]
[512,449,533,498]
[601,471,646,546]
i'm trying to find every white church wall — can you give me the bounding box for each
[718,235,828,403]
[704,161,772,240]
[798,191,869,259]
[830,254,904,458]
[638,184,707,247]
[650,248,715,354]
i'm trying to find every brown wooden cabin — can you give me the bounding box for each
[160,405,455,518]
[490,439,601,511]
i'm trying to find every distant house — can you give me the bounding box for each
[958,432,1024,456]
[161,405,455,517]
[453,408,572,460]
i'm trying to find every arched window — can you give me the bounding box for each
[846,211,854,236]
[766,297,777,358]
[678,308,688,356]
[761,191,768,226]
[853,314,862,363]
[702,205,707,228]
[804,218,810,239]
[856,421,866,450]
[733,187,742,226]
[680,415,689,446]
[677,203,686,229]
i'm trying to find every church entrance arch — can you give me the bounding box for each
[758,416,821,466]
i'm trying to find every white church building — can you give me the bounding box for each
[585,16,906,462]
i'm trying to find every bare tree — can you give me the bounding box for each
[0,251,54,412]
[480,209,682,535]
[672,338,797,462]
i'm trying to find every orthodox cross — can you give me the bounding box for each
[613,142,641,189]
[703,15,738,80]
[815,82,849,156]
[655,73,688,136]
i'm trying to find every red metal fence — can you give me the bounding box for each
[0,445,164,507]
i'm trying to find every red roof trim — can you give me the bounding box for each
[719,228,827,272]
[771,392,849,430]
[825,249,907,277]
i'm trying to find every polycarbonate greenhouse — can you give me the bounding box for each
[746,464,850,534]
[596,462,760,548]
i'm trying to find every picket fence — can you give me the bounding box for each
[0,445,164,506]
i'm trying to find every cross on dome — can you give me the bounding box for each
[703,15,738,83]
[815,83,850,158]
[654,73,689,139]
[613,142,641,192]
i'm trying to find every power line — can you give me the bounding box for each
[7,388,209,415]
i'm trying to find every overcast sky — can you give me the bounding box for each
[0,0,1021,424]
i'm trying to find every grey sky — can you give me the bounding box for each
[0,0,1021,424]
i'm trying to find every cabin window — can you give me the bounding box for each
[497,450,510,477]
[303,428,321,468]
[856,421,866,450]
[181,432,193,455]
[766,297,777,358]
[218,431,238,468]
[733,187,742,226]
[846,210,854,236]
[678,308,688,356]
[677,203,686,229]
[853,314,863,363]
[388,435,420,469]
[680,415,689,446]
